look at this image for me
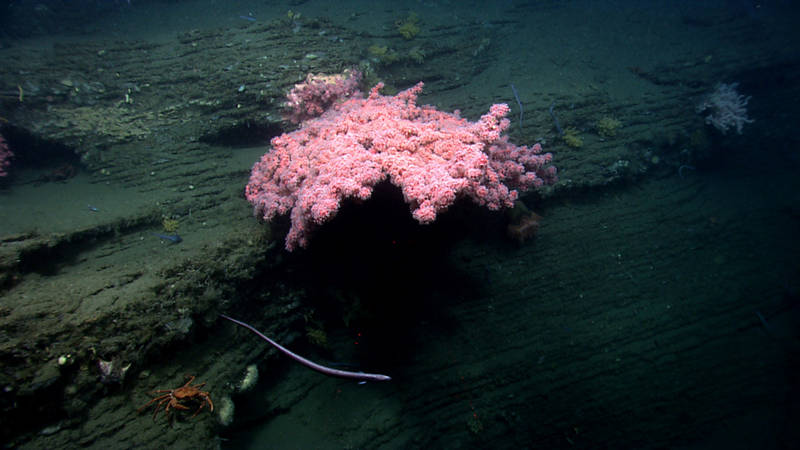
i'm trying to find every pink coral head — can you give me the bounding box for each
[247,81,557,250]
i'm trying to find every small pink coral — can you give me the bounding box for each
[0,133,12,177]
[282,69,362,124]
[247,81,557,250]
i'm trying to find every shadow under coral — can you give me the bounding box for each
[275,180,493,373]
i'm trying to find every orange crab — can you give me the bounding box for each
[138,375,214,421]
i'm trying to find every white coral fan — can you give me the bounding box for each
[237,364,259,393]
[696,82,753,134]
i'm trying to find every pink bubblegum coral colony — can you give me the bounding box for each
[246,81,558,250]
[0,133,12,177]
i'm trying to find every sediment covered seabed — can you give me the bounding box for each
[0,1,797,448]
